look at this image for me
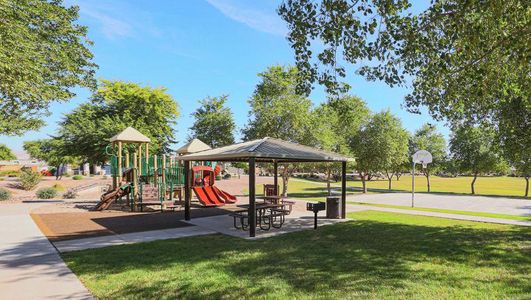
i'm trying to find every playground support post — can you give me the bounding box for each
[153,154,158,187]
[125,151,130,169]
[249,158,256,237]
[184,160,191,220]
[117,141,123,184]
[162,154,166,188]
[138,144,142,176]
[133,152,138,211]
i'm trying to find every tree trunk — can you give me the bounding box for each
[525,176,529,198]
[424,169,431,192]
[385,171,392,190]
[471,173,477,194]
[281,167,289,197]
[395,173,401,181]
[326,168,332,196]
[360,171,367,193]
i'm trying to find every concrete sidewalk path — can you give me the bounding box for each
[349,192,531,216]
[347,204,531,226]
[0,203,93,300]
[54,226,216,253]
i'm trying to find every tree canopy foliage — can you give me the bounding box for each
[450,125,508,194]
[0,0,97,135]
[351,110,408,192]
[279,0,530,173]
[23,139,77,168]
[410,124,447,192]
[242,65,314,144]
[58,80,179,164]
[189,95,235,148]
[0,144,16,160]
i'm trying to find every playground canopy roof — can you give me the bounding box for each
[109,127,151,143]
[179,137,353,163]
[176,138,211,155]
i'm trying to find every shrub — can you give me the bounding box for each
[19,170,41,190]
[0,188,11,201]
[62,188,78,199]
[36,187,57,199]
[63,173,71,177]
[215,175,222,181]
[223,173,231,179]
[72,175,83,180]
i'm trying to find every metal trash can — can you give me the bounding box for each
[326,196,340,219]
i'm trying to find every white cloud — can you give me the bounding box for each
[81,6,133,39]
[206,0,287,36]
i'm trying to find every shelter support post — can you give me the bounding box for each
[133,152,138,211]
[341,161,347,219]
[273,160,278,195]
[184,160,191,220]
[249,158,256,237]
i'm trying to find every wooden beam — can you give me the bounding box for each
[249,158,256,237]
[184,160,191,220]
[117,141,122,184]
[341,161,347,219]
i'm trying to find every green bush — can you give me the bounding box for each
[0,188,11,201]
[19,170,41,190]
[62,188,78,199]
[72,175,83,180]
[36,187,57,199]
[215,175,222,181]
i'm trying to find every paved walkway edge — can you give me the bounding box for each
[54,226,217,253]
[347,204,531,226]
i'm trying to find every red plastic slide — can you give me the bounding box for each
[212,186,237,203]
[192,186,224,207]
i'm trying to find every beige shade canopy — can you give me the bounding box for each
[176,138,212,155]
[179,137,353,162]
[109,127,151,143]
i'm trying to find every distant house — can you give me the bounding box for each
[0,159,47,172]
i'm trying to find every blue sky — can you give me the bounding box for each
[2,0,447,156]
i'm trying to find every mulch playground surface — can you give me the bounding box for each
[32,206,234,242]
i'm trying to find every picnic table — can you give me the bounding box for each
[230,202,291,231]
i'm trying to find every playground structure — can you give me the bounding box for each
[95,127,236,211]
[191,165,237,206]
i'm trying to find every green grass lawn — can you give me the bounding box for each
[346,175,528,198]
[63,211,530,299]
[349,202,531,221]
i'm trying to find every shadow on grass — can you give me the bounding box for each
[62,218,531,299]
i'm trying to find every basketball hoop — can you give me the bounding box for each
[411,150,433,207]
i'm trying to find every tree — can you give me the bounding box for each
[58,80,179,164]
[351,111,408,192]
[242,65,314,196]
[189,95,235,148]
[498,97,530,197]
[409,124,447,192]
[0,144,16,160]
[0,0,96,135]
[450,125,507,194]
[279,1,529,182]
[313,95,370,194]
[23,139,78,177]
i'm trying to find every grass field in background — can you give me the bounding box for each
[349,202,531,221]
[347,175,527,197]
[63,211,531,299]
